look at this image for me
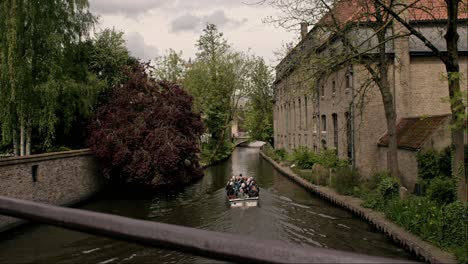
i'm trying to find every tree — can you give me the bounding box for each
[88,64,204,189]
[245,57,274,144]
[90,28,132,88]
[153,49,187,83]
[184,24,253,162]
[0,0,96,155]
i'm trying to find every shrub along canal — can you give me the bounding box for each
[0,147,413,263]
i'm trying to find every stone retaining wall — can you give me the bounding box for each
[0,149,103,232]
[259,150,457,264]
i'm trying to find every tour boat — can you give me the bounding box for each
[228,196,259,207]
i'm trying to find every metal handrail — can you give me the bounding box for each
[0,196,417,263]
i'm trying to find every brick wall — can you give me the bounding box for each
[0,149,103,232]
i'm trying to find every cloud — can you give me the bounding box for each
[170,10,247,33]
[124,32,159,61]
[89,0,165,16]
[89,0,255,17]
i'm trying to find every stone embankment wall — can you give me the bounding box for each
[0,149,103,232]
[259,150,458,264]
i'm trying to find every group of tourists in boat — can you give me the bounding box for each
[225,174,260,200]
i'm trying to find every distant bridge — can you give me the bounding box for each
[232,132,249,146]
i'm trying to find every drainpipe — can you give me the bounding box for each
[349,65,356,169]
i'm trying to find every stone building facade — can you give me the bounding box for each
[273,2,467,190]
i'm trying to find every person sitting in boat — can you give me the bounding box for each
[238,187,249,198]
[248,185,259,197]
[226,184,237,199]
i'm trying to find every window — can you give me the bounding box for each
[332,81,336,96]
[345,112,352,160]
[304,96,308,130]
[332,113,338,154]
[345,72,353,94]
[293,101,296,131]
[321,115,327,132]
[313,116,317,133]
[32,165,38,182]
[321,85,325,98]
[298,99,301,130]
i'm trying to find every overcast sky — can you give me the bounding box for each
[88,0,297,66]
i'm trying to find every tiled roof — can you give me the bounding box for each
[378,115,450,151]
[320,0,467,25]
[407,0,468,21]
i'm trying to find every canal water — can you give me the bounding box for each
[0,147,413,263]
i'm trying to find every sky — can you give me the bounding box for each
[88,0,297,66]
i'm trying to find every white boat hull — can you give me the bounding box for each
[228,197,259,207]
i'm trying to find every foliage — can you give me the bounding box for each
[285,146,348,170]
[0,0,96,155]
[90,28,132,89]
[315,149,349,168]
[384,197,468,263]
[244,57,274,144]
[184,24,253,163]
[362,172,399,209]
[331,167,361,195]
[274,148,288,160]
[417,150,442,180]
[88,64,204,189]
[426,177,457,205]
[153,49,187,83]
[288,146,315,169]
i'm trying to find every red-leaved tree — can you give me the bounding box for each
[88,64,204,189]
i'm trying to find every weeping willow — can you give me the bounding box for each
[0,0,99,155]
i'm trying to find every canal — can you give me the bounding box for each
[0,147,413,263]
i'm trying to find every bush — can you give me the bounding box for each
[274,148,287,161]
[417,150,440,180]
[362,172,399,209]
[364,171,390,191]
[383,197,468,263]
[88,64,204,189]
[331,167,361,195]
[438,146,453,177]
[444,202,468,263]
[426,177,456,205]
[262,144,288,162]
[289,146,315,169]
[315,149,348,168]
[417,146,453,180]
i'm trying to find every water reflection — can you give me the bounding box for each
[0,147,412,263]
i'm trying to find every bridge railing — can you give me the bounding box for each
[0,196,417,264]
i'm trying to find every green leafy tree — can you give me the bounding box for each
[184,24,252,162]
[244,57,274,144]
[153,49,187,83]
[0,0,96,155]
[90,28,131,88]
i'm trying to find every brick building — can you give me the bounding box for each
[273,0,467,190]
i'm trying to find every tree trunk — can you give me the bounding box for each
[26,118,31,156]
[12,127,19,156]
[376,23,400,183]
[444,0,466,202]
[20,118,25,156]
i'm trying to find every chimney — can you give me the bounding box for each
[300,22,308,40]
